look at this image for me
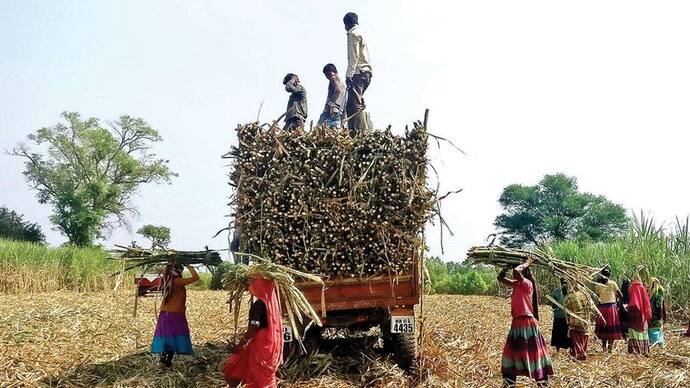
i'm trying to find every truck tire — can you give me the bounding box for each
[283,325,322,359]
[383,331,418,371]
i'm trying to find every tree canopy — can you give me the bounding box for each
[137,224,171,249]
[0,206,45,243]
[12,112,176,246]
[494,173,627,247]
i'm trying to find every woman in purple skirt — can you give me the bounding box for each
[151,262,199,368]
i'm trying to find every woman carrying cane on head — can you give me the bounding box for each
[498,256,554,387]
[151,262,199,368]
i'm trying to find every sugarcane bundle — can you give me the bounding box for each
[225,121,435,278]
[109,245,222,273]
[467,245,603,288]
[223,254,323,344]
[467,245,606,322]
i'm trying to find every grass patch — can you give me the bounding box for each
[0,239,125,293]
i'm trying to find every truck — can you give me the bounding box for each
[229,117,431,371]
[283,260,421,370]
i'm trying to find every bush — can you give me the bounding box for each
[425,257,497,295]
[210,261,233,290]
[188,271,212,290]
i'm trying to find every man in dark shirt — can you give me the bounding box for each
[282,73,308,131]
[317,63,346,129]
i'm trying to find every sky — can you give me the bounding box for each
[1,1,689,261]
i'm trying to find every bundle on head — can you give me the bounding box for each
[467,246,602,289]
[467,245,605,322]
[223,254,323,344]
[225,121,435,278]
[109,245,222,273]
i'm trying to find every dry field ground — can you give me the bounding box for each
[1,292,689,387]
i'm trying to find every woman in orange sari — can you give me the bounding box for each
[223,277,283,388]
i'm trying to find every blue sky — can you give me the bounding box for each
[2,1,690,260]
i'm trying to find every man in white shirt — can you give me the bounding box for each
[343,12,372,134]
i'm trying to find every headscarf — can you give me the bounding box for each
[160,262,183,304]
[523,267,540,321]
[629,280,652,322]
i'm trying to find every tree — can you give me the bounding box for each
[0,206,45,243]
[11,112,176,246]
[494,173,627,247]
[137,224,171,249]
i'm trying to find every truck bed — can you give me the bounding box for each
[296,271,419,312]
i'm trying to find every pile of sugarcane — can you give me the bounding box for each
[109,245,222,273]
[224,254,323,344]
[224,120,435,277]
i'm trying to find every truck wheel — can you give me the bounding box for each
[283,326,322,359]
[383,332,418,371]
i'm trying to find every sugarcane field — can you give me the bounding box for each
[3,3,690,388]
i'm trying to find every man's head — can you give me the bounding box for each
[343,12,358,31]
[283,73,298,85]
[323,63,338,79]
[559,278,567,288]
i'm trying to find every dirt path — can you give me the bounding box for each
[1,292,688,387]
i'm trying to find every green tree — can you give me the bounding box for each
[494,173,627,247]
[0,206,45,243]
[12,112,176,246]
[137,224,171,249]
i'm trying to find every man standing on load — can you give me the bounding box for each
[282,73,307,131]
[317,63,347,129]
[343,12,372,134]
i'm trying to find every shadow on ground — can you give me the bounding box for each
[39,335,407,387]
[40,342,228,387]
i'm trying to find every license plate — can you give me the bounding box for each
[282,325,293,342]
[390,316,415,334]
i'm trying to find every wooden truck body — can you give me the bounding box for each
[297,270,419,322]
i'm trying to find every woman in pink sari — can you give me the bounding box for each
[223,278,283,388]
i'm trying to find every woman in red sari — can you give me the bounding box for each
[223,277,283,388]
[627,280,652,355]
